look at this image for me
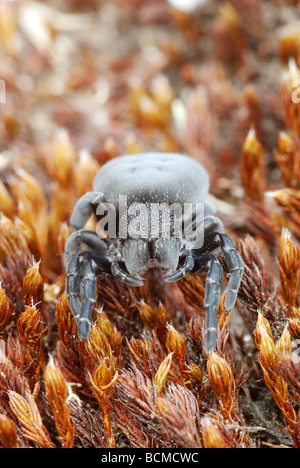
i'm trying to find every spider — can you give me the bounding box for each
[64,153,244,352]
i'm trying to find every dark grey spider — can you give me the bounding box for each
[64,153,244,352]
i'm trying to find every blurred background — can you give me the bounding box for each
[0,0,298,178]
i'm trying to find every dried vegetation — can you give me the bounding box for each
[0,0,299,448]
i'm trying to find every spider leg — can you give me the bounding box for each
[111,261,144,287]
[193,221,244,311]
[181,202,224,248]
[203,258,223,353]
[65,229,144,337]
[70,191,104,230]
[64,229,113,339]
[189,217,243,352]
[219,234,244,311]
[77,256,97,339]
[64,230,110,334]
[64,229,109,268]
[165,211,225,283]
[203,215,224,235]
[164,256,194,282]
[66,251,113,339]
[192,255,223,352]
[65,255,82,327]
[66,253,143,339]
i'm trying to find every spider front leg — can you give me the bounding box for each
[70,191,104,230]
[65,230,143,339]
[66,251,113,339]
[65,229,114,339]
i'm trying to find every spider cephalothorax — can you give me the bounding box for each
[64,153,244,352]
